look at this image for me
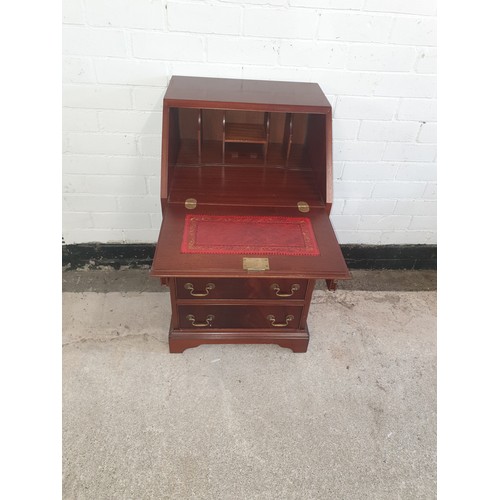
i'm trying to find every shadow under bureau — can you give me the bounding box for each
[151,76,350,353]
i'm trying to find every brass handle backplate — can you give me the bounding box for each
[186,314,214,327]
[267,314,294,328]
[270,283,300,297]
[184,282,215,297]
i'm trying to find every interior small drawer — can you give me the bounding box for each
[178,305,303,330]
[175,278,308,300]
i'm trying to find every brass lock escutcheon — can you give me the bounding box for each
[243,257,269,271]
[184,282,215,297]
[267,314,294,328]
[270,283,300,298]
[186,314,214,327]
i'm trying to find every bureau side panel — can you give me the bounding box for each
[161,105,180,214]
[169,278,180,330]
[299,280,316,330]
[305,113,329,209]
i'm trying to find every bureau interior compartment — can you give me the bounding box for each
[167,107,329,207]
[173,107,313,169]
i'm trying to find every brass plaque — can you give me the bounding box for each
[185,198,197,210]
[297,201,310,213]
[243,257,269,271]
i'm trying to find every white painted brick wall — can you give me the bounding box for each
[62,0,437,245]
[358,121,420,142]
[62,26,128,58]
[62,57,95,83]
[364,0,436,16]
[415,47,437,74]
[85,0,166,30]
[341,162,398,180]
[132,32,205,61]
[244,8,318,39]
[346,45,416,72]
[335,96,399,120]
[318,13,393,43]
[62,109,100,132]
[397,98,437,121]
[417,122,437,143]
[98,111,162,134]
[169,2,241,35]
[62,0,84,24]
[63,84,133,109]
[390,17,437,46]
[207,36,279,65]
[63,133,138,156]
[280,41,348,69]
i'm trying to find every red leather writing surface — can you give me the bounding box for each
[181,214,320,256]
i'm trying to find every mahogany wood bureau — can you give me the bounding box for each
[151,76,350,353]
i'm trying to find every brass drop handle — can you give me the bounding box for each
[267,314,294,328]
[184,282,215,297]
[270,283,300,297]
[186,314,214,327]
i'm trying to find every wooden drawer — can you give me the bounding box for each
[177,305,303,330]
[175,278,308,300]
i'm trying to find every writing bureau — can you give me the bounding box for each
[151,76,350,353]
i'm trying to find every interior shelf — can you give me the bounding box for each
[224,123,267,143]
[223,111,270,163]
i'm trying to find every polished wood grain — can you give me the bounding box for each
[167,165,323,207]
[225,123,267,143]
[165,75,331,112]
[306,113,330,210]
[175,278,308,300]
[153,76,350,353]
[177,305,303,330]
[168,326,309,353]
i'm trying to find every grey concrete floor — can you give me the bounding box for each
[63,270,436,499]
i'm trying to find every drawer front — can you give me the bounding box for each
[178,305,303,330]
[175,278,308,300]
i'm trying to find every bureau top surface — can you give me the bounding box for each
[164,76,331,112]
